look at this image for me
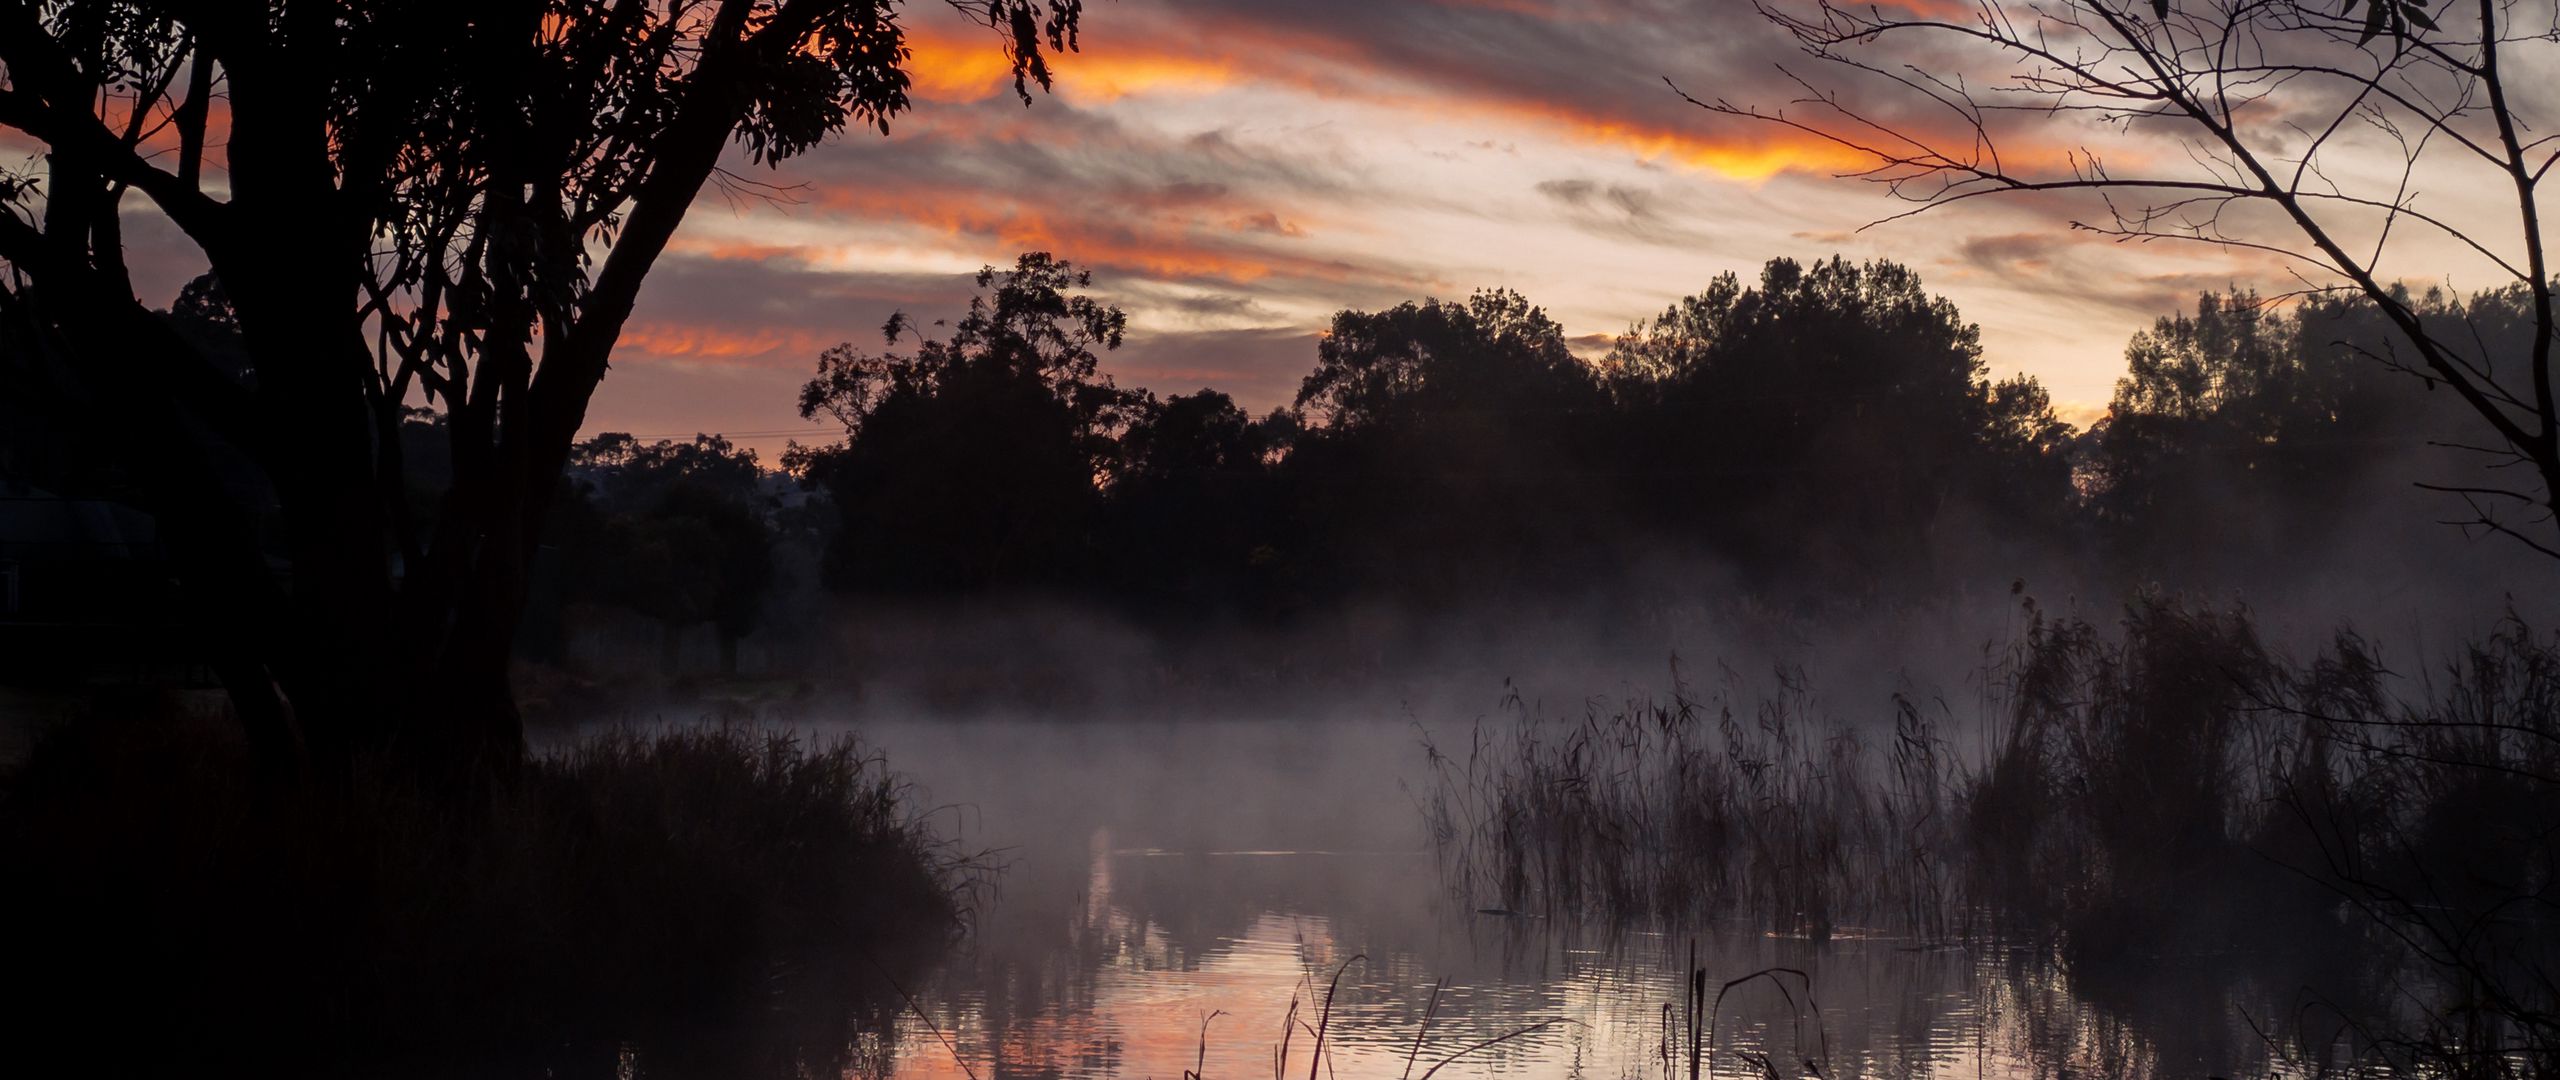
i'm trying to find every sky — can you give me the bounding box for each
[596,0,2387,460]
[599,1,2170,456]
[62,0,2551,462]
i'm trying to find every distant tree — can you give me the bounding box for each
[2090,287,2495,570]
[0,1,1089,780]
[1706,0,2560,556]
[571,432,768,514]
[1120,390,1272,481]
[553,432,775,675]
[790,254,1138,594]
[1286,290,1616,596]
[1297,289,1602,433]
[1976,373,2080,531]
[1104,389,1295,615]
[1606,257,2071,576]
[163,273,251,386]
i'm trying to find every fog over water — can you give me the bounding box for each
[701,547,2552,1079]
[509,440,2560,1078]
[814,706,2282,1078]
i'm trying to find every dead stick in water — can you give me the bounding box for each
[1186,1009,1225,1080]
[1402,976,1449,1080]
[1415,1018,1566,1080]
[1308,954,1365,1080]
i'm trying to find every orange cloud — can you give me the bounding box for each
[614,321,825,365]
[1484,100,1886,182]
[664,238,815,264]
[899,28,1032,103]
[895,15,2052,185]
[902,24,1238,105]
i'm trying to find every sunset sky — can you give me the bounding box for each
[609,0,2213,457]
[101,0,2535,462]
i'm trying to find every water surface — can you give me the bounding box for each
[853,714,2309,1080]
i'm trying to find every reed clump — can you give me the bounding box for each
[0,717,966,1078]
[1421,666,1960,942]
[1425,595,2560,1037]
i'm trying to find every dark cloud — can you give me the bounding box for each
[1161,292,1282,319]
[726,101,1439,305]
[1534,175,1712,247]
[1535,178,1598,205]
[630,253,977,332]
[1932,229,2263,325]
[1118,0,1986,162]
[1567,331,1618,353]
[1956,232,2069,273]
[1227,211,1308,237]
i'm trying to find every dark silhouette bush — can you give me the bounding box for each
[0,712,961,1078]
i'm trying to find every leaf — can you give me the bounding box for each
[2151,0,2168,17]
[2359,0,2387,43]
[2402,2,2437,30]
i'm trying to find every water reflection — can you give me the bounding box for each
[855,716,2331,1079]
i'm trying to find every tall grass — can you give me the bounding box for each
[2254,619,2560,1077]
[0,718,969,1078]
[1424,597,2560,1071]
[1420,665,1958,941]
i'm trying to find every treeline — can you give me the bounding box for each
[778,254,2068,611]
[519,251,2515,662]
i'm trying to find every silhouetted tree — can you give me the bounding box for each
[1284,290,1617,597]
[540,433,777,675]
[1979,375,2078,508]
[1297,289,1603,433]
[790,254,1137,595]
[571,432,769,515]
[1607,257,2071,579]
[1103,389,1296,616]
[2090,287,2508,574]
[0,1,1088,780]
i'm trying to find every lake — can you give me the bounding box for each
[849,714,2323,1080]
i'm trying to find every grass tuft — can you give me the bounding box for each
[0,717,965,1079]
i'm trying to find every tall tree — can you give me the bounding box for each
[790,253,1136,595]
[1105,389,1294,616]
[0,1,1089,780]
[1607,257,2068,575]
[2091,286,2512,571]
[1286,290,1615,596]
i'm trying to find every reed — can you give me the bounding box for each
[1422,599,2356,940]
[1420,665,1958,940]
[1425,597,2560,1072]
[0,717,971,1078]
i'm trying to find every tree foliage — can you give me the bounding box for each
[1608,257,2074,573]
[785,254,2102,613]
[553,433,776,675]
[790,254,1138,594]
